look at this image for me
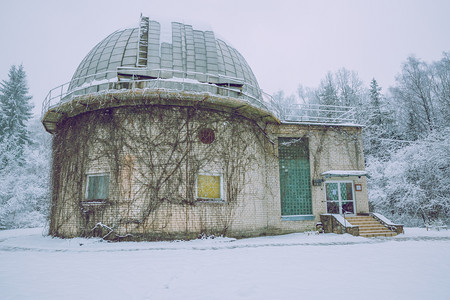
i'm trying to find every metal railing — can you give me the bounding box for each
[282,103,356,124]
[41,69,279,118]
[42,69,357,125]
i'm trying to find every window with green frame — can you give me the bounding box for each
[85,174,110,201]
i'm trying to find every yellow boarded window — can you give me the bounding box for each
[197,175,221,199]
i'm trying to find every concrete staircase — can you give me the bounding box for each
[345,215,397,237]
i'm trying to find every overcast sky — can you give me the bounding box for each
[1,0,449,115]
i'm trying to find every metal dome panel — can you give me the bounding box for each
[67,16,262,101]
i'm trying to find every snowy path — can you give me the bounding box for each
[1,228,449,300]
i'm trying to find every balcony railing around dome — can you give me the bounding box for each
[42,69,281,120]
[42,69,357,125]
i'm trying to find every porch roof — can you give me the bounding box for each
[320,170,367,178]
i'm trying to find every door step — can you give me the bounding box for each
[345,216,397,237]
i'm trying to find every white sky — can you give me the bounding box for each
[1,0,449,115]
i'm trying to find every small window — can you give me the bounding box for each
[86,174,110,201]
[196,174,222,200]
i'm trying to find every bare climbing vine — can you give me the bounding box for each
[49,105,266,240]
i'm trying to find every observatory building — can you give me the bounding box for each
[42,16,400,240]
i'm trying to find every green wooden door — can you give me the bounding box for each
[278,138,312,216]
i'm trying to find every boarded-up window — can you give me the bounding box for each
[196,174,221,200]
[86,174,110,201]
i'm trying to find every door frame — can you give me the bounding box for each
[324,180,356,215]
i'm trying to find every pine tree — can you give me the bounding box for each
[0,65,33,166]
[369,78,383,125]
[364,79,397,160]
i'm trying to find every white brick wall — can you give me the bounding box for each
[50,106,368,240]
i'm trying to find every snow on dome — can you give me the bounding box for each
[67,15,262,101]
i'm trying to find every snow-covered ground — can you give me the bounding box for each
[1,228,449,300]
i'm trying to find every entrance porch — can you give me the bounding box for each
[320,213,404,237]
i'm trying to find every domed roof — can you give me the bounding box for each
[68,16,262,101]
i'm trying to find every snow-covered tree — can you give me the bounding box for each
[368,79,383,124]
[315,69,364,107]
[296,84,314,104]
[273,90,297,118]
[313,69,368,122]
[0,66,50,229]
[430,52,450,129]
[0,118,50,229]
[318,72,339,106]
[335,68,364,107]
[368,127,450,226]
[390,56,437,139]
[0,65,33,167]
[363,79,398,160]
[389,53,450,140]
